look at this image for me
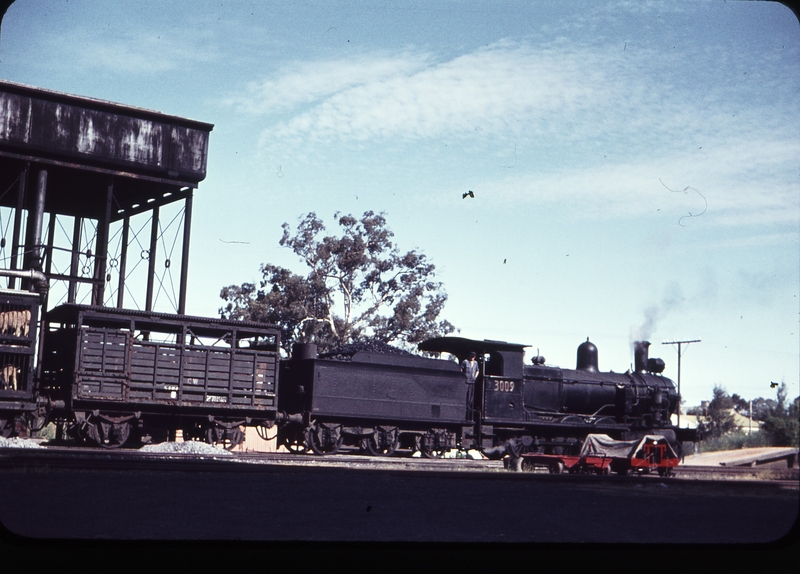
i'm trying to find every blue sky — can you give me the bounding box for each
[1,0,798,409]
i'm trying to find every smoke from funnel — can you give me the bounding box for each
[630,282,684,345]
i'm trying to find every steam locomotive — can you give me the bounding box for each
[275,337,695,459]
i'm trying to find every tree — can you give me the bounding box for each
[220,211,456,355]
[702,385,738,438]
[761,382,799,447]
[730,393,749,416]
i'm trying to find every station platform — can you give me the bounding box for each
[682,447,798,468]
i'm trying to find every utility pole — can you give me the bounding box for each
[662,339,701,428]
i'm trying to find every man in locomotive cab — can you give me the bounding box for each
[461,351,480,420]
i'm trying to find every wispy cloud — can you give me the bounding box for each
[247,40,627,145]
[229,33,797,227]
[237,37,795,153]
[438,134,799,227]
[45,29,222,75]
[224,51,434,114]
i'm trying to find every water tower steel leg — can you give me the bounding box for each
[117,215,129,309]
[44,213,55,275]
[8,164,27,290]
[68,216,82,303]
[92,180,113,306]
[178,192,193,315]
[145,205,159,312]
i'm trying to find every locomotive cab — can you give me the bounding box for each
[419,337,528,423]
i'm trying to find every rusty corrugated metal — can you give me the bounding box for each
[0,79,213,184]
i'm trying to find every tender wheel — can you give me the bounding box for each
[306,424,343,455]
[421,448,447,459]
[418,430,451,459]
[366,427,398,457]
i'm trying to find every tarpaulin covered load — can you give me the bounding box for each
[579,433,678,460]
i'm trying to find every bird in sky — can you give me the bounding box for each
[770,381,779,388]
[462,190,474,199]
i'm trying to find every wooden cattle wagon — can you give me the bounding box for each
[40,304,280,448]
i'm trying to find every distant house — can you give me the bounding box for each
[673,409,763,435]
[729,410,763,435]
[671,413,701,431]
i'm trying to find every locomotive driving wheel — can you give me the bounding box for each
[365,426,398,457]
[306,423,343,455]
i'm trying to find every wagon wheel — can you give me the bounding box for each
[514,457,536,472]
[549,460,565,474]
[25,412,48,433]
[68,420,90,445]
[220,428,244,451]
[205,424,244,451]
[0,418,14,439]
[365,427,398,457]
[280,429,308,454]
[306,425,342,455]
[86,419,132,449]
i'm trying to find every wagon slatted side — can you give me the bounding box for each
[75,328,129,400]
[42,304,281,421]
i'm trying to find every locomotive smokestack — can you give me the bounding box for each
[634,341,650,373]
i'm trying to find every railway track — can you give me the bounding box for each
[1,444,797,485]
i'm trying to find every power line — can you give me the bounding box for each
[662,339,701,428]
